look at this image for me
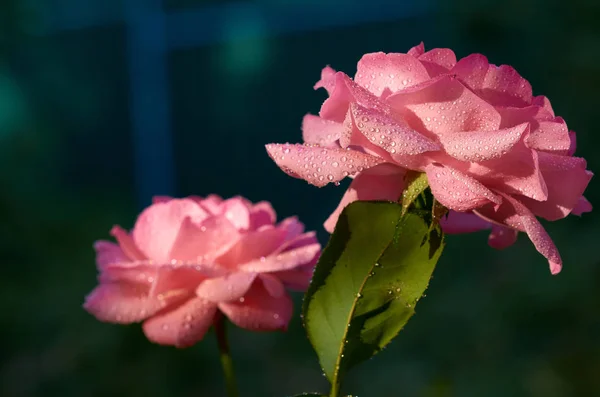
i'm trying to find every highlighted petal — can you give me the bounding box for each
[348,103,440,156]
[169,215,241,262]
[196,272,257,302]
[265,143,384,187]
[142,297,217,348]
[387,75,501,136]
[217,226,286,267]
[220,197,252,230]
[453,54,533,107]
[219,284,292,331]
[418,48,457,77]
[354,52,430,95]
[425,163,502,212]
[438,123,527,162]
[84,283,164,324]
[132,199,209,263]
[302,114,344,147]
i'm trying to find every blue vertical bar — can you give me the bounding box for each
[125,0,174,209]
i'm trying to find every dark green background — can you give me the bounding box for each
[1,1,598,396]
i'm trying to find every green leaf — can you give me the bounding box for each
[288,394,327,397]
[302,201,444,396]
[401,172,429,215]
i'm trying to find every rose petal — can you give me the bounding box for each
[278,216,305,241]
[94,241,129,270]
[425,163,502,212]
[313,65,337,95]
[271,263,315,291]
[302,114,344,147]
[169,215,241,262]
[387,74,502,136]
[196,272,257,303]
[453,54,533,107]
[439,211,491,234]
[259,273,286,298]
[438,123,527,162]
[520,153,593,220]
[110,226,146,261]
[407,42,425,57]
[571,196,592,216]
[197,194,223,215]
[84,282,165,323]
[265,143,384,187]
[418,48,457,77]
[218,283,293,331]
[568,131,577,156]
[324,163,406,232]
[152,196,172,204]
[532,95,555,117]
[132,199,209,263]
[142,297,217,348]
[239,240,320,272]
[221,197,251,230]
[526,118,571,154]
[467,131,548,202]
[217,225,286,267]
[354,52,430,95]
[347,103,440,156]
[488,225,518,249]
[477,194,562,274]
[319,72,393,122]
[275,230,318,254]
[249,201,277,230]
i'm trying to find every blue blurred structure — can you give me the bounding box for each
[37,0,431,208]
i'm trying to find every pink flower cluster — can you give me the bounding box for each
[84,195,320,347]
[266,42,592,274]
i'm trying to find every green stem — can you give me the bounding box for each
[214,315,239,397]
[329,380,341,397]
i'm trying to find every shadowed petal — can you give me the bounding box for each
[425,163,502,212]
[219,284,293,331]
[324,164,406,232]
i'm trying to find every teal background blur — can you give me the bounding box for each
[1,1,599,396]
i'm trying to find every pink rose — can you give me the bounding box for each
[266,42,592,274]
[84,195,320,347]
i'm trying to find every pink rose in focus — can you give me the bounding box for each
[266,42,592,274]
[84,195,320,347]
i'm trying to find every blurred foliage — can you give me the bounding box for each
[1,0,599,396]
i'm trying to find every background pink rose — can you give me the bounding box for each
[84,195,320,347]
[266,42,592,274]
